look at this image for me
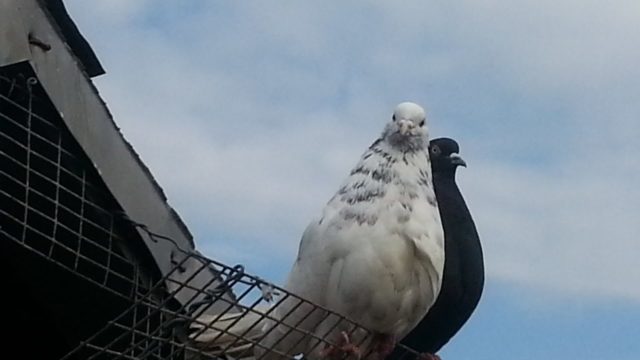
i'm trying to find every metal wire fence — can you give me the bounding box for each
[0,70,151,299]
[62,237,421,360]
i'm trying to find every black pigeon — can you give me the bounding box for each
[390,137,485,360]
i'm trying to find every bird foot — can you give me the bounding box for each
[320,331,361,360]
[418,353,441,360]
[372,334,397,359]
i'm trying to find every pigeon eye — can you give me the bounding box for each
[419,119,425,127]
[430,145,441,155]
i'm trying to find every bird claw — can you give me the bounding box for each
[372,334,396,359]
[320,331,361,360]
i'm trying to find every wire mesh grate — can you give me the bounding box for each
[0,69,151,299]
[0,67,168,358]
[61,236,422,360]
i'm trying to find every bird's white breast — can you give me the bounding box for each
[309,144,445,336]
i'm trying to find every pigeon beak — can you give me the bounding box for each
[449,153,467,167]
[398,120,412,135]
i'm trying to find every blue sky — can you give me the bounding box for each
[65,1,640,359]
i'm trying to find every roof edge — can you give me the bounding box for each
[37,0,105,77]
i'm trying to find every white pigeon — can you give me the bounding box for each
[255,102,445,360]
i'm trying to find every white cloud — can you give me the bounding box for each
[64,1,640,301]
[461,159,640,301]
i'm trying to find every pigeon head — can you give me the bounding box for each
[429,137,467,173]
[382,102,429,151]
